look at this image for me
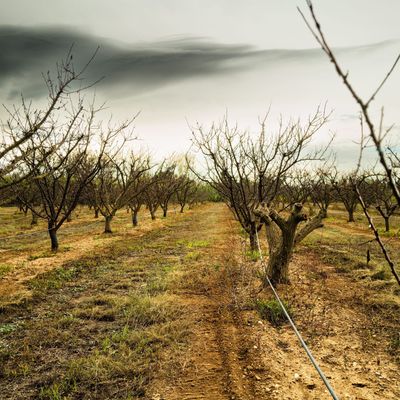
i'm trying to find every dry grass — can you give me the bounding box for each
[0,204,215,399]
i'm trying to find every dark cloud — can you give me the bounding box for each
[0,26,397,100]
[0,26,263,99]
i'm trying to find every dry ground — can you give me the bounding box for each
[0,203,399,399]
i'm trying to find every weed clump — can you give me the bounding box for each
[255,298,292,327]
[370,269,391,281]
[246,250,260,262]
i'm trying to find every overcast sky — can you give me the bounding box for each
[0,0,399,168]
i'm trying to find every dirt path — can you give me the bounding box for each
[150,204,257,400]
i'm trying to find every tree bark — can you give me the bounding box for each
[48,222,58,252]
[180,204,185,213]
[30,211,38,226]
[132,210,138,227]
[249,231,257,252]
[104,215,113,233]
[384,216,390,232]
[347,208,355,222]
[94,208,99,219]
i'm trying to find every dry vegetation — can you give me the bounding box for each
[0,202,399,399]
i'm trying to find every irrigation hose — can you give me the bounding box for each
[255,229,340,400]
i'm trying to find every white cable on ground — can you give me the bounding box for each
[255,229,340,400]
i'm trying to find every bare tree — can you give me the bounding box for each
[191,109,330,251]
[176,175,198,213]
[309,167,336,217]
[332,174,359,223]
[0,50,98,192]
[142,163,177,220]
[373,177,398,232]
[157,163,180,218]
[17,107,129,251]
[128,172,153,227]
[93,153,150,233]
[13,179,42,226]
[191,109,330,283]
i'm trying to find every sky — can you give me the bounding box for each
[0,0,399,169]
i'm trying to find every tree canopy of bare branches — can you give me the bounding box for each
[191,108,331,283]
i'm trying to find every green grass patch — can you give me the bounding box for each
[246,249,260,262]
[185,251,201,261]
[39,296,188,399]
[0,323,19,335]
[176,239,209,248]
[370,269,392,281]
[0,263,13,278]
[29,266,79,292]
[255,298,292,327]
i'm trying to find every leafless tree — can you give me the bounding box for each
[309,167,336,217]
[16,106,130,250]
[13,179,42,226]
[157,163,181,218]
[191,109,330,283]
[176,175,198,213]
[0,50,99,192]
[93,153,150,233]
[373,177,397,232]
[332,174,360,223]
[254,202,325,284]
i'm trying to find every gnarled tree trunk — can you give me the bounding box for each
[255,203,325,285]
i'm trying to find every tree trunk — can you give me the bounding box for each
[132,210,138,227]
[163,207,168,218]
[347,208,355,222]
[266,232,295,284]
[94,208,99,219]
[384,216,390,232]
[180,204,185,213]
[104,215,113,233]
[48,222,58,252]
[249,231,257,252]
[150,207,156,220]
[30,211,38,226]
